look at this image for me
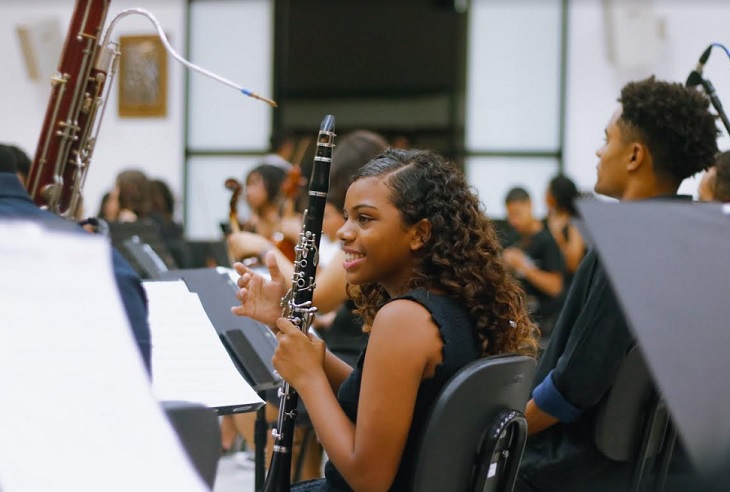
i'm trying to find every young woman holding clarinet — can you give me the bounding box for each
[232,148,538,491]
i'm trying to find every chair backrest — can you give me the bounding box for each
[161,400,221,490]
[594,345,667,461]
[594,345,674,491]
[412,354,536,492]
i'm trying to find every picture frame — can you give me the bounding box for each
[118,35,167,117]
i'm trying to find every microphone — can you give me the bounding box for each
[686,45,713,87]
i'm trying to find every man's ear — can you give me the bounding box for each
[627,142,647,172]
[411,219,432,251]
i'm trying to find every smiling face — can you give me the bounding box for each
[594,107,634,199]
[337,176,424,296]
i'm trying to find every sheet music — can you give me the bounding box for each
[0,221,208,492]
[144,280,263,412]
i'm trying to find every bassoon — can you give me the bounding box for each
[26,0,113,218]
[263,115,336,492]
[26,0,276,219]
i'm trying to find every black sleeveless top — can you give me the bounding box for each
[323,289,480,491]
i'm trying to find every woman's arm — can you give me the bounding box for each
[323,348,354,393]
[504,247,563,297]
[293,300,442,491]
[558,223,586,273]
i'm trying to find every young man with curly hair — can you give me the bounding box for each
[515,76,719,491]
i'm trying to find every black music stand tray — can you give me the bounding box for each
[159,268,280,392]
[159,267,280,490]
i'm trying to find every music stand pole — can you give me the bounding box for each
[254,392,267,491]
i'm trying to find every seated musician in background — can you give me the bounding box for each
[8,144,31,186]
[0,143,152,374]
[97,190,119,223]
[232,148,538,491]
[503,187,565,338]
[108,169,151,223]
[226,163,299,263]
[515,76,718,492]
[544,174,588,280]
[147,178,192,269]
[697,149,730,202]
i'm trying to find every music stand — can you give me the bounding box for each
[186,239,232,268]
[159,268,281,488]
[108,220,178,278]
[158,268,280,392]
[577,199,730,485]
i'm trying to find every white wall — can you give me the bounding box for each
[3,0,729,228]
[0,0,187,219]
[565,0,730,199]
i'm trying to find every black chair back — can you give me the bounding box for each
[412,354,536,492]
[594,345,676,491]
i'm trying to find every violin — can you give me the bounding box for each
[271,164,302,262]
[224,178,243,234]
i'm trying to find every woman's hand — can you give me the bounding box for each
[230,251,289,328]
[227,231,273,262]
[272,317,327,391]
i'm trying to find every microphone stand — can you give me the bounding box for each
[697,75,730,136]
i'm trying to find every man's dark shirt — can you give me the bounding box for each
[517,249,634,491]
[517,195,694,492]
[0,173,152,373]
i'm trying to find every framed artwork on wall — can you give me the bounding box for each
[118,34,167,117]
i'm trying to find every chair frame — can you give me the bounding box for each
[593,345,677,492]
[412,354,536,492]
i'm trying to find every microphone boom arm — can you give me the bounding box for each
[699,76,730,137]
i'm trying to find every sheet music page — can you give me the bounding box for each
[144,280,263,411]
[0,222,208,492]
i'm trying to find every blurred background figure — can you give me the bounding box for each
[8,144,31,187]
[148,178,191,269]
[698,150,730,202]
[226,163,300,266]
[109,169,151,223]
[544,174,588,281]
[97,191,119,223]
[503,186,565,340]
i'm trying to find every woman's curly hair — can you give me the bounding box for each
[347,148,538,358]
[619,76,719,183]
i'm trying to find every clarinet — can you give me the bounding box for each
[263,115,335,492]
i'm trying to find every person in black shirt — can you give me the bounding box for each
[544,174,588,279]
[503,187,565,338]
[515,76,718,491]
